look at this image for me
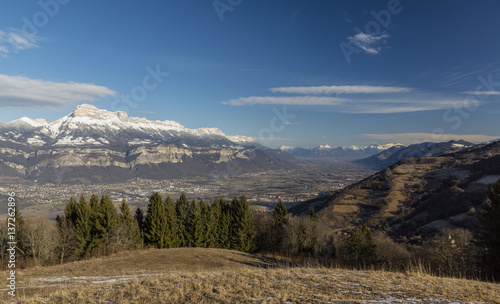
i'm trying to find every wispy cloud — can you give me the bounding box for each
[0,28,40,57]
[223,83,473,113]
[348,32,390,55]
[341,98,467,114]
[462,90,500,96]
[222,96,347,106]
[363,133,498,144]
[0,74,116,109]
[269,85,412,95]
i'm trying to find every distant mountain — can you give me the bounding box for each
[355,140,475,170]
[281,143,404,161]
[290,140,500,237]
[0,104,293,183]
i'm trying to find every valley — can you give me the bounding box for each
[0,161,373,219]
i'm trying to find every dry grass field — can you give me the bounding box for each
[1,248,499,303]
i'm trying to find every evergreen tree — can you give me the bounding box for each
[95,195,119,254]
[309,208,318,222]
[273,200,289,226]
[89,194,102,253]
[119,198,133,223]
[176,193,190,247]
[64,197,78,226]
[228,196,256,252]
[192,200,208,247]
[134,207,146,239]
[347,224,377,268]
[186,199,199,247]
[239,195,256,252]
[206,199,221,248]
[144,192,168,248]
[218,199,232,249]
[478,179,500,280]
[89,194,99,210]
[75,195,92,257]
[271,200,290,252]
[165,196,180,248]
[113,198,141,249]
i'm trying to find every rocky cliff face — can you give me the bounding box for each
[0,104,293,183]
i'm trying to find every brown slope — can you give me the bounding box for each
[291,141,500,235]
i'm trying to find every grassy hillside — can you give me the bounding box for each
[1,248,499,303]
[291,141,500,237]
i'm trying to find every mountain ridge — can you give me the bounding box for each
[355,140,475,169]
[281,143,404,161]
[0,104,292,183]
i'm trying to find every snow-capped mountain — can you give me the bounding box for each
[281,143,404,161]
[0,104,254,148]
[0,104,291,183]
[355,140,475,169]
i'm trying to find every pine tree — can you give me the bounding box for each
[309,208,318,222]
[134,207,145,238]
[119,198,133,223]
[75,195,92,257]
[89,194,99,210]
[95,194,119,254]
[165,196,180,248]
[219,198,232,249]
[271,200,290,252]
[478,179,500,279]
[144,192,168,248]
[64,197,78,226]
[89,194,102,253]
[176,193,190,247]
[192,200,208,247]
[238,195,256,252]
[114,198,141,249]
[273,200,289,226]
[206,198,223,248]
[228,196,255,251]
[347,224,376,268]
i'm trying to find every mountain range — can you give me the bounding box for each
[280,143,404,161]
[0,104,292,183]
[355,140,476,170]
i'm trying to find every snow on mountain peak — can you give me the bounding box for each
[319,144,331,149]
[16,117,48,128]
[280,145,294,151]
[3,104,254,146]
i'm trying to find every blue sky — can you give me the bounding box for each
[1,0,500,148]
